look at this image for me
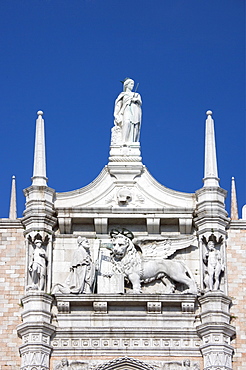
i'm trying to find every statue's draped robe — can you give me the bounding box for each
[114,91,142,143]
[66,248,95,294]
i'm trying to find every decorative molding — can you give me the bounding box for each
[51,336,201,351]
[57,301,70,313]
[93,301,108,313]
[147,301,162,313]
[181,302,195,313]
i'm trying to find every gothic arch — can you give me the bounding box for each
[95,357,156,370]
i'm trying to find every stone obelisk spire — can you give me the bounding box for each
[195,110,228,240]
[203,110,219,187]
[32,110,48,186]
[9,175,17,219]
[230,176,239,220]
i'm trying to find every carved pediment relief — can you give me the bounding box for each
[54,358,200,370]
[55,166,195,211]
[95,357,155,370]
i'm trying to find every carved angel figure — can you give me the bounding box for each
[202,236,224,291]
[109,229,197,294]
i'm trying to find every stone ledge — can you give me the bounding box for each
[54,293,197,303]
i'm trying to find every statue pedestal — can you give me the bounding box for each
[109,143,142,163]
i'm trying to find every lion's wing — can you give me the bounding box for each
[136,236,197,259]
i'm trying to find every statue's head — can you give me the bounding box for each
[110,229,134,259]
[207,240,215,250]
[123,78,134,92]
[34,239,42,248]
[77,236,90,249]
[112,234,130,258]
[61,358,68,366]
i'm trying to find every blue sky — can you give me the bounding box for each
[0,0,245,218]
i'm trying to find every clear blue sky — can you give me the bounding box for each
[0,0,245,218]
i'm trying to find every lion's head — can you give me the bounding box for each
[111,234,131,259]
[110,230,142,276]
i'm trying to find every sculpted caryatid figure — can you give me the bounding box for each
[203,240,224,291]
[114,78,142,143]
[29,238,47,291]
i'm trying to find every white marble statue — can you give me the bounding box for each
[28,238,48,291]
[203,239,224,291]
[110,230,197,294]
[52,237,95,294]
[113,78,142,144]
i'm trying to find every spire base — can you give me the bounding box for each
[31,176,48,187]
[203,176,220,187]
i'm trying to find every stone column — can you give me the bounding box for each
[197,292,235,370]
[17,292,55,370]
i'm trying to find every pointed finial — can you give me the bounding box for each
[32,110,48,186]
[9,175,17,219]
[231,176,239,220]
[203,110,220,187]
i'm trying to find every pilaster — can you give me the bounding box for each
[22,111,57,293]
[17,292,55,370]
[197,292,235,370]
[19,112,57,369]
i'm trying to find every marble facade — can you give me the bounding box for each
[0,80,245,369]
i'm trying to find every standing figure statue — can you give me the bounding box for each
[29,238,48,291]
[203,240,224,291]
[52,237,95,294]
[114,78,142,144]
